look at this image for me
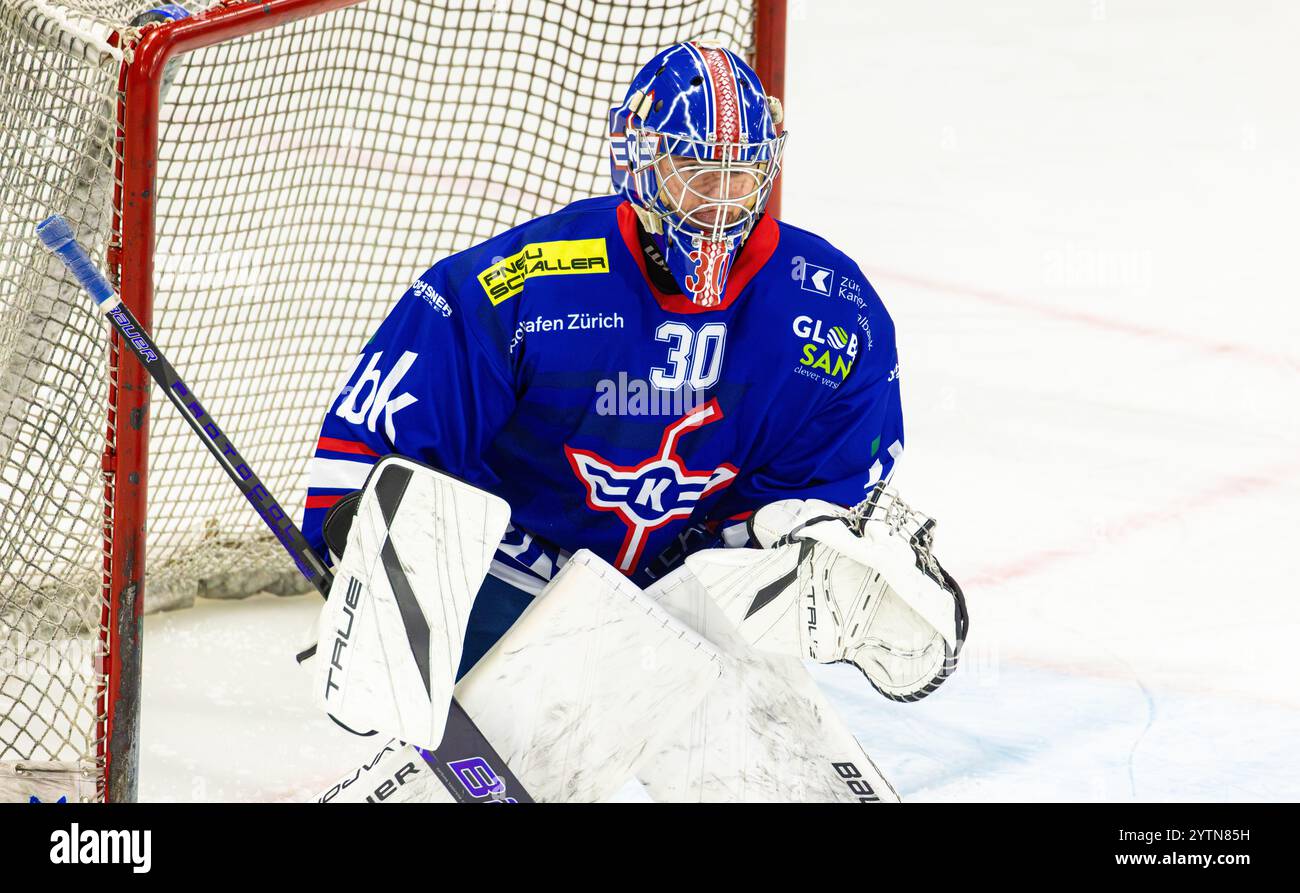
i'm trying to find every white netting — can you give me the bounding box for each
[1,0,756,800]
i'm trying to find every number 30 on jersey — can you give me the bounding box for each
[649,322,727,391]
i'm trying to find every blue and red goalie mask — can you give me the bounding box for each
[609,42,786,307]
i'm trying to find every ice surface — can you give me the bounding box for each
[139,1,1300,801]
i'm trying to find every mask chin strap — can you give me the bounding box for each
[632,202,664,235]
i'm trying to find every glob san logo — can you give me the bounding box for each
[793,315,858,381]
[565,399,738,573]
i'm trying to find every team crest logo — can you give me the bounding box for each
[565,399,738,573]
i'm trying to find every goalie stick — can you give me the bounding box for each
[36,214,532,804]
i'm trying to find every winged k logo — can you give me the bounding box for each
[564,398,738,573]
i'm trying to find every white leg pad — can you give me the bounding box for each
[454,550,724,802]
[313,455,510,750]
[638,566,900,803]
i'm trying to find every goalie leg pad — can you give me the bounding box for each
[637,567,900,803]
[454,550,724,802]
[313,455,511,750]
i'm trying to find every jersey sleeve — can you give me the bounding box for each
[300,265,516,560]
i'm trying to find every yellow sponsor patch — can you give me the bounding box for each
[478,238,610,305]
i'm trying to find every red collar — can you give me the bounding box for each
[615,201,780,313]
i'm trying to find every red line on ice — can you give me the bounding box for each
[872,267,1300,372]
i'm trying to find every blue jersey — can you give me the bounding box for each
[303,195,903,589]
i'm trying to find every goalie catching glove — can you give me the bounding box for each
[685,484,969,702]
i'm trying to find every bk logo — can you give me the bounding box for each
[565,399,738,573]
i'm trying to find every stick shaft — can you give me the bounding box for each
[37,214,332,595]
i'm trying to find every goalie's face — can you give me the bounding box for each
[653,154,765,234]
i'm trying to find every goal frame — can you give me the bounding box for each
[95,0,787,802]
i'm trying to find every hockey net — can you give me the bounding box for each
[0,0,781,801]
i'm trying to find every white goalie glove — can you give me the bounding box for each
[685,484,969,702]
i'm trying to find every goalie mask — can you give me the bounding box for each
[609,42,786,307]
